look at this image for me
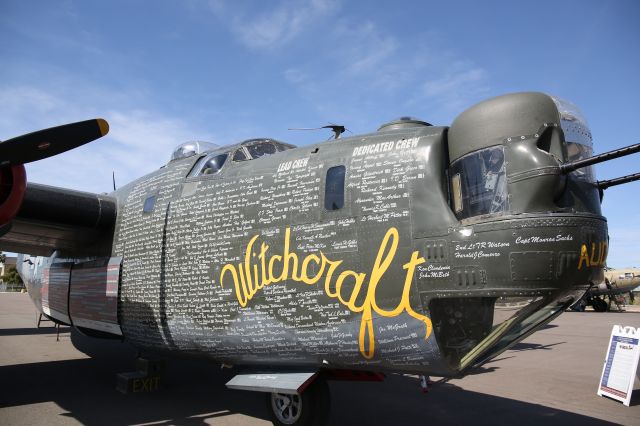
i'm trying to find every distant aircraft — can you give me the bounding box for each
[573,268,640,312]
[2,92,639,425]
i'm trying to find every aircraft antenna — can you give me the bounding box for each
[288,124,351,140]
[112,171,117,191]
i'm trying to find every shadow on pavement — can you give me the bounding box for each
[539,323,559,330]
[0,327,70,337]
[0,331,618,425]
[0,331,268,425]
[328,374,618,425]
[510,341,565,352]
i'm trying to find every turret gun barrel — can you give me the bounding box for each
[560,143,640,174]
[597,172,640,190]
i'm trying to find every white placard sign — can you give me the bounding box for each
[597,325,640,406]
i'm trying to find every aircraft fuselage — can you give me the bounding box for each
[17,93,610,377]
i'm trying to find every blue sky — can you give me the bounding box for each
[1,0,639,267]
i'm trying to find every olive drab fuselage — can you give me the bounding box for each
[108,94,606,376]
[18,93,609,377]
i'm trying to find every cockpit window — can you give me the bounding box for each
[232,138,295,161]
[233,148,248,162]
[189,152,228,177]
[246,141,277,159]
[450,145,508,220]
[186,139,294,175]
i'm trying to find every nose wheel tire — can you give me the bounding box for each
[267,377,330,426]
[592,297,608,312]
[271,392,302,424]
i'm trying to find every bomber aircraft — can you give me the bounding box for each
[2,92,640,425]
[573,267,640,312]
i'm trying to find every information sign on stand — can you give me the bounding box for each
[597,325,640,406]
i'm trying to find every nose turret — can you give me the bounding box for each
[422,93,609,373]
[446,92,598,219]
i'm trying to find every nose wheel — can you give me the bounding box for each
[266,378,330,426]
[270,392,302,424]
[592,297,609,312]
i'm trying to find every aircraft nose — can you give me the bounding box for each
[419,213,607,373]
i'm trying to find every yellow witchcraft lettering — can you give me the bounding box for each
[219,227,433,359]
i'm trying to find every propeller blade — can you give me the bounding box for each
[0,118,109,166]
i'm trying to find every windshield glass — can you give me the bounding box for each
[189,152,229,177]
[246,141,277,158]
[450,145,507,220]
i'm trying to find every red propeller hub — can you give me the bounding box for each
[0,164,27,228]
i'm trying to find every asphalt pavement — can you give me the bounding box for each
[1,292,639,425]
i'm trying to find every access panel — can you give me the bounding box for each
[42,262,73,324]
[69,256,122,336]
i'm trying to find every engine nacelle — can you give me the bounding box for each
[0,164,27,230]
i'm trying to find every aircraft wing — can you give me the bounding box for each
[0,119,115,257]
[589,273,640,297]
[0,182,116,256]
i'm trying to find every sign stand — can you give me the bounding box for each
[597,325,640,406]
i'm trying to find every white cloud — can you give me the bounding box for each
[280,20,406,117]
[422,68,487,98]
[420,66,490,113]
[0,87,65,132]
[205,1,489,126]
[284,68,308,85]
[208,0,339,49]
[1,85,214,194]
[279,19,490,128]
[334,21,398,77]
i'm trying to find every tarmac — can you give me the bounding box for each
[1,292,639,425]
